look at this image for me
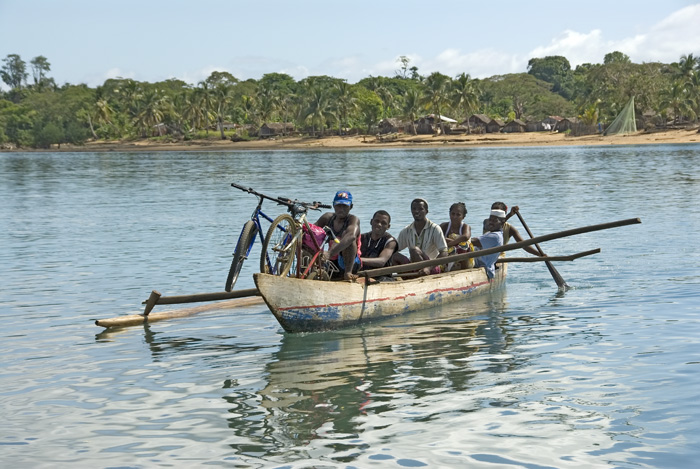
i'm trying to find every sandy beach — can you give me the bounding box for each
[5,127,699,152]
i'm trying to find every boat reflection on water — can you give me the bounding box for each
[228,287,511,458]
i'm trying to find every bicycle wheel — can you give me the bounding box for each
[260,213,297,276]
[225,220,257,292]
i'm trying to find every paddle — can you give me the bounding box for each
[512,209,569,289]
[363,217,641,278]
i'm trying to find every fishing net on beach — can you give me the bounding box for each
[604,96,637,136]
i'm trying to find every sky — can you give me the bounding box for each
[1,0,699,91]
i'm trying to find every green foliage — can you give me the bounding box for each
[527,55,573,99]
[355,88,383,134]
[1,54,28,91]
[604,51,631,65]
[2,51,700,148]
[480,73,575,120]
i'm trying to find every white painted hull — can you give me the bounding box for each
[253,264,506,332]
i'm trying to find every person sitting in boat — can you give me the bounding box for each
[316,190,362,280]
[471,209,505,279]
[440,202,473,271]
[396,198,448,276]
[483,202,541,257]
[359,210,400,270]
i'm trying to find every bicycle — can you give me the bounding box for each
[261,197,340,281]
[225,183,333,291]
[225,183,303,291]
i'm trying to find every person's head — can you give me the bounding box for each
[485,208,506,232]
[333,190,353,217]
[449,202,467,224]
[410,198,429,221]
[370,210,391,237]
[491,201,507,212]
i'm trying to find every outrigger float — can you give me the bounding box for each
[95,218,640,332]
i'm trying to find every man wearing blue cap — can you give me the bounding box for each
[315,190,362,280]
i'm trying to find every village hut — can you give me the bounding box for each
[378,118,406,134]
[416,117,434,134]
[464,114,490,133]
[555,117,580,132]
[486,119,504,133]
[503,119,527,133]
[259,122,295,138]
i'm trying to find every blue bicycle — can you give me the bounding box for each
[225,183,330,291]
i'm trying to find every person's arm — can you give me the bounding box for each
[315,212,332,227]
[509,225,542,256]
[441,222,459,247]
[505,205,519,222]
[451,223,470,245]
[326,215,360,258]
[434,224,449,259]
[360,238,397,268]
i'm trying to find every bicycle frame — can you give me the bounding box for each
[246,194,277,270]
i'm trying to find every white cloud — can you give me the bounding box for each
[527,4,700,66]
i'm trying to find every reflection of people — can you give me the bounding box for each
[471,210,505,279]
[440,202,473,271]
[359,210,398,270]
[396,198,448,276]
[316,191,361,280]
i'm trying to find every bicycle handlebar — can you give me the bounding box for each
[231,182,331,212]
[276,197,332,212]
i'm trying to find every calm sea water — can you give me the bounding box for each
[1,145,699,468]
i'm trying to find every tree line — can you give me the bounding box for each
[1,52,699,149]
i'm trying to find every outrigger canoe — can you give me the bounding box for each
[253,264,506,333]
[254,217,642,333]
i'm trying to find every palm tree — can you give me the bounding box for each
[256,84,279,124]
[193,81,215,134]
[332,81,357,135]
[133,89,167,137]
[663,82,694,124]
[423,72,451,134]
[302,81,333,136]
[401,88,421,135]
[213,83,235,139]
[452,73,480,133]
[86,98,115,139]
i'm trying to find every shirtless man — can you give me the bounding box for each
[359,210,398,269]
[316,190,361,280]
[396,198,448,276]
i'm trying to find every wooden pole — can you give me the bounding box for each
[143,290,161,316]
[514,210,569,289]
[95,295,264,329]
[364,218,640,278]
[495,248,600,263]
[142,288,260,306]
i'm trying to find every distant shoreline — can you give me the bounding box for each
[3,128,699,153]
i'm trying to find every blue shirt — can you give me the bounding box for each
[474,231,503,279]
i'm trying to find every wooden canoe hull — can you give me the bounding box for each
[253,264,506,333]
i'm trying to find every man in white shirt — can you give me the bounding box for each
[396,198,448,276]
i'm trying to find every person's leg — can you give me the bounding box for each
[340,243,358,280]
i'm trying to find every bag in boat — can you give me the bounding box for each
[303,223,327,250]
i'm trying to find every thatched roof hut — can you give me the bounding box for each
[503,119,527,133]
[378,118,407,134]
[486,119,504,133]
[259,122,294,138]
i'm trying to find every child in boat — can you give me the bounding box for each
[440,202,473,270]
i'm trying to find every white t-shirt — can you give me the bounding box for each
[397,219,448,259]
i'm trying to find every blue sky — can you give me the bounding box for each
[1,0,699,90]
